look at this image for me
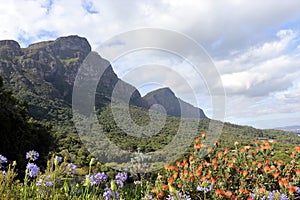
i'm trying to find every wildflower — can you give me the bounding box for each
[197,181,212,193]
[65,163,77,175]
[114,172,127,188]
[166,191,191,200]
[134,180,142,185]
[36,175,53,187]
[2,170,7,176]
[26,150,39,161]
[86,172,108,186]
[143,194,154,200]
[54,156,62,165]
[26,163,40,178]
[103,187,119,200]
[0,155,7,164]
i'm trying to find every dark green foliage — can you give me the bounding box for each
[0,76,55,174]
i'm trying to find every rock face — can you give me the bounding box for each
[0,36,146,120]
[143,87,207,118]
[0,35,206,121]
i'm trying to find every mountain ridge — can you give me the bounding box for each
[0,35,207,120]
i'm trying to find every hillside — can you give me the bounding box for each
[0,36,299,168]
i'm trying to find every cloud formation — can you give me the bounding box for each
[1,0,300,128]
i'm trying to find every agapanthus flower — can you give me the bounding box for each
[0,154,7,164]
[143,194,154,200]
[26,150,39,161]
[166,191,191,200]
[103,188,119,200]
[197,181,212,192]
[134,180,142,185]
[1,170,7,176]
[115,172,127,182]
[85,172,108,186]
[65,163,77,175]
[36,175,53,187]
[26,163,40,178]
[114,172,127,188]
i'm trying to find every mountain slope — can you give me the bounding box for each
[143,87,207,118]
[0,36,147,121]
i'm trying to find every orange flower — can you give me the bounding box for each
[177,183,182,188]
[211,177,216,185]
[278,179,288,187]
[273,171,280,179]
[239,188,245,194]
[214,140,220,146]
[212,157,217,164]
[295,169,300,176]
[213,163,218,170]
[201,132,206,138]
[217,151,223,158]
[196,169,201,177]
[207,147,213,153]
[242,170,248,177]
[263,165,271,173]
[164,164,175,171]
[194,143,202,150]
[295,146,300,153]
[259,188,266,194]
[254,140,259,145]
[224,148,229,154]
[168,177,174,185]
[173,172,178,179]
[257,163,263,168]
[176,161,181,167]
[225,191,232,198]
[162,184,169,191]
[157,191,164,198]
[289,186,298,194]
[195,137,200,143]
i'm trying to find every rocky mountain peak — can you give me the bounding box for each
[27,35,91,60]
[0,40,23,59]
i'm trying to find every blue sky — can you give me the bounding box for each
[1,0,300,129]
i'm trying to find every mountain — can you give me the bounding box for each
[143,87,207,118]
[0,36,147,121]
[0,35,206,121]
[275,125,300,133]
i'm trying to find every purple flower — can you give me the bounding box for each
[167,192,191,200]
[65,163,77,175]
[115,172,127,182]
[197,181,212,192]
[134,180,142,185]
[103,188,119,200]
[1,170,7,176]
[114,172,127,188]
[85,172,108,186]
[115,179,124,188]
[26,163,40,178]
[144,194,153,200]
[0,155,7,164]
[26,150,39,161]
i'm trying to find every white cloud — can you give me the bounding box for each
[1,0,300,128]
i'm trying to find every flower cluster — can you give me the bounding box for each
[103,188,120,200]
[26,150,39,161]
[26,163,40,178]
[115,172,128,189]
[85,172,108,186]
[150,132,300,199]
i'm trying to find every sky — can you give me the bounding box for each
[1,0,300,129]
